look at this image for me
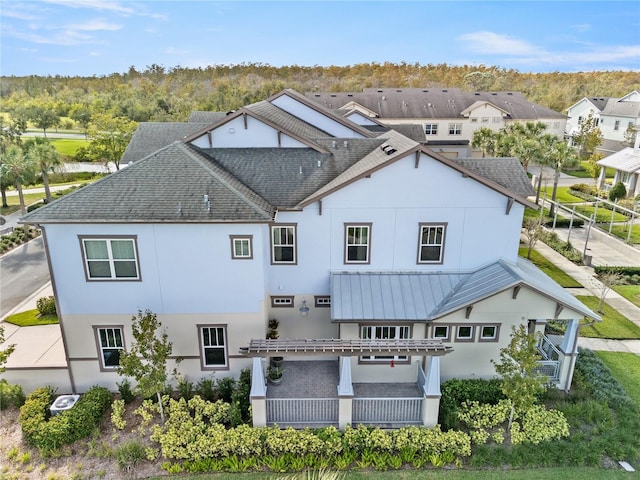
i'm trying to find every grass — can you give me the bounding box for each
[542,186,585,204]
[573,204,629,223]
[149,468,639,480]
[518,247,582,287]
[596,351,640,407]
[613,284,640,308]
[0,192,49,215]
[49,138,88,158]
[577,295,640,339]
[3,309,58,326]
[609,223,640,244]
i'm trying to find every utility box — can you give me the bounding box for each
[50,395,80,416]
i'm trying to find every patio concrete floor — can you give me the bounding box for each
[266,360,422,399]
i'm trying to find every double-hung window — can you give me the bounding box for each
[360,325,410,362]
[345,224,371,264]
[81,237,139,280]
[424,123,438,135]
[614,120,620,131]
[95,326,124,370]
[271,225,296,264]
[418,223,446,264]
[448,123,462,135]
[199,325,228,369]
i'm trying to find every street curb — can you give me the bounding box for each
[1,281,52,323]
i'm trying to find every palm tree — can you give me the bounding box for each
[25,138,61,203]
[471,127,497,158]
[1,145,37,216]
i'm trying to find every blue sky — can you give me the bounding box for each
[1,0,639,77]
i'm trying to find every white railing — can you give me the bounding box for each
[266,398,338,426]
[534,361,560,382]
[353,398,423,425]
[416,361,426,393]
[538,334,561,361]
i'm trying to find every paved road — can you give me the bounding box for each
[0,237,50,317]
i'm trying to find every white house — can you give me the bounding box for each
[21,89,599,429]
[597,133,640,197]
[305,88,567,159]
[567,91,640,155]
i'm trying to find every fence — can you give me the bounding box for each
[352,397,423,425]
[266,398,339,426]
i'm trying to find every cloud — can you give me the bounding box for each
[458,31,544,56]
[570,23,591,33]
[65,19,122,31]
[40,0,135,15]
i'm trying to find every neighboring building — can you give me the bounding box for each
[597,133,640,197]
[305,88,567,158]
[566,91,640,155]
[21,89,598,429]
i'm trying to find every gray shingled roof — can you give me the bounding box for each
[306,88,565,120]
[331,258,600,322]
[22,142,275,223]
[451,158,536,197]
[121,122,212,164]
[601,98,640,118]
[245,101,334,140]
[188,111,229,123]
[200,137,385,208]
[363,124,427,142]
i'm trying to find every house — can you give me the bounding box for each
[597,132,640,197]
[304,88,567,159]
[566,91,640,155]
[20,89,599,429]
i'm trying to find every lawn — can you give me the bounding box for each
[573,204,629,223]
[3,309,58,326]
[613,284,640,308]
[50,138,89,158]
[577,295,640,339]
[0,192,49,215]
[542,186,585,204]
[596,351,640,407]
[153,468,640,480]
[518,247,582,287]
[609,224,640,244]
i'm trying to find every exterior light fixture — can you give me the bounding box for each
[299,299,309,316]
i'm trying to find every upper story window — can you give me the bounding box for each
[417,223,446,264]
[481,117,489,123]
[577,116,583,124]
[448,123,462,135]
[315,296,331,307]
[230,235,253,259]
[492,117,501,123]
[479,324,500,342]
[431,325,451,342]
[94,326,124,370]
[271,225,296,264]
[424,123,438,135]
[345,224,371,264]
[199,325,228,369]
[614,120,620,131]
[80,237,139,281]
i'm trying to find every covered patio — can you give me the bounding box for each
[241,338,452,429]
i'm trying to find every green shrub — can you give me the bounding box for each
[20,385,112,454]
[216,376,236,403]
[176,375,194,400]
[117,378,135,404]
[0,379,26,409]
[195,377,216,402]
[542,231,583,263]
[570,183,592,194]
[594,266,640,284]
[609,182,627,202]
[36,296,57,316]
[116,440,146,471]
[439,378,505,430]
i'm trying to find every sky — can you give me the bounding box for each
[1,0,639,77]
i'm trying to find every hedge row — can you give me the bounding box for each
[594,266,640,278]
[19,385,112,454]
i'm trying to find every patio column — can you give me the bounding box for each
[597,165,607,190]
[558,319,580,392]
[250,357,267,427]
[422,356,442,427]
[337,356,354,430]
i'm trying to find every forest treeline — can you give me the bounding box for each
[1,63,639,123]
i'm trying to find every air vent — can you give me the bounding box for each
[50,395,80,416]
[380,144,397,155]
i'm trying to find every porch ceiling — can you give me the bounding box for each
[239,338,452,357]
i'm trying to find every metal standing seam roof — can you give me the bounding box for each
[596,147,640,172]
[330,258,601,322]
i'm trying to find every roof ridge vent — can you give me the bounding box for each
[380,143,397,155]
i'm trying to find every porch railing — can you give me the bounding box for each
[353,397,423,425]
[417,361,426,393]
[534,360,561,382]
[266,398,338,426]
[538,334,561,361]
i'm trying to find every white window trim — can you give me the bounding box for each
[198,325,229,370]
[230,235,253,259]
[448,123,462,135]
[455,325,475,342]
[431,325,451,342]
[271,296,294,307]
[271,225,297,264]
[424,123,438,135]
[360,325,411,363]
[417,223,447,264]
[94,326,124,371]
[479,324,500,342]
[345,223,371,264]
[80,236,140,281]
[315,296,331,307]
